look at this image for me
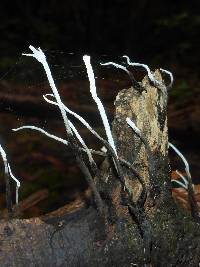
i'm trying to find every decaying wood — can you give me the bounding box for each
[0,72,200,267]
[112,70,168,203]
[2,189,49,219]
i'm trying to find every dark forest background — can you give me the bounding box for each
[1,1,200,67]
[0,0,199,217]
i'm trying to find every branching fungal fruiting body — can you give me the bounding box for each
[83,55,117,157]
[169,142,199,220]
[0,144,20,205]
[16,46,106,215]
[169,142,191,179]
[171,170,188,190]
[23,46,73,136]
[100,60,141,90]
[8,44,198,264]
[123,55,161,87]
[126,117,141,136]
[43,94,105,143]
[160,68,174,88]
[13,125,69,146]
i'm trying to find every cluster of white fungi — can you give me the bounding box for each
[0,45,191,210]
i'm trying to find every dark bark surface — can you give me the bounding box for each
[0,72,200,267]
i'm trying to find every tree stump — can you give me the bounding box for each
[0,71,200,267]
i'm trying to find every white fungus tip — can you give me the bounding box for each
[169,142,191,182]
[101,146,107,153]
[122,55,131,64]
[83,55,117,156]
[8,164,20,188]
[126,118,141,135]
[175,169,188,187]
[171,179,188,190]
[83,55,90,62]
[13,126,68,146]
[160,68,173,87]
[122,55,161,86]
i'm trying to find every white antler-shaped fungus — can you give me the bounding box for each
[169,142,191,182]
[83,55,117,156]
[171,169,189,190]
[0,144,20,204]
[100,61,132,77]
[123,55,161,87]
[23,46,72,136]
[126,117,141,136]
[160,68,173,88]
[13,126,69,146]
[43,94,105,143]
[22,46,96,164]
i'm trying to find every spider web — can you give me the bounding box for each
[0,50,128,216]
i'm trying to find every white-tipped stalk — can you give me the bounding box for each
[176,170,189,189]
[13,126,68,146]
[126,117,141,136]
[43,94,106,143]
[123,55,161,86]
[13,126,105,158]
[160,68,173,88]
[171,169,189,190]
[23,46,72,136]
[68,121,94,164]
[169,142,191,180]
[169,143,200,219]
[0,144,20,204]
[101,146,107,153]
[13,124,94,165]
[171,179,188,190]
[8,164,20,204]
[0,144,8,175]
[100,61,131,77]
[83,55,117,156]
